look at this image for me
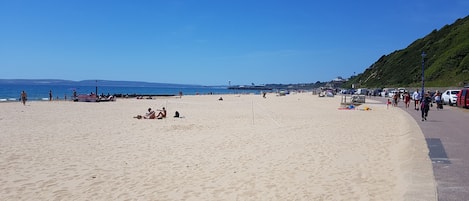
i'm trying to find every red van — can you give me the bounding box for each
[456,88,469,108]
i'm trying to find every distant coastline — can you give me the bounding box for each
[0,79,207,88]
[0,78,334,91]
[0,79,250,102]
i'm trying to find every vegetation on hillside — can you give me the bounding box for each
[344,15,469,88]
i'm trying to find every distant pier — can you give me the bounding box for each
[227,85,272,90]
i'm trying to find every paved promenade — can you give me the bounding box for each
[374,97,469,201]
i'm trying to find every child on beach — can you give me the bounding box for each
[387,99,391,109]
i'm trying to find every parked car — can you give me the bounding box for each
[356,88,369,95]
[388,90,398,98]
[381,88,395,97]
[442,90,459,106]
[456,88,469,108]
[371,88,382,96]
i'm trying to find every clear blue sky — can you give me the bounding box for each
[1,0,468,85]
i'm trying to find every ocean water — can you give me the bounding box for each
[0,84,244,101]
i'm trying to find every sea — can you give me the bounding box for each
[0,84,247,102]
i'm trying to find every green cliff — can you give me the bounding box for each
[346,15,469,88]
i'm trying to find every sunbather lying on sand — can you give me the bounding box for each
[134,108,156,119]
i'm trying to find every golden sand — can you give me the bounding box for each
[0,93,436,200]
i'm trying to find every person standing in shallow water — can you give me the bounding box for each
[49,90,53,101]
[421,93,432,121]
[21,90,27,105]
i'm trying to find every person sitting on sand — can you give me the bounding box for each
[134,108,156,119]
[156,107,166,119]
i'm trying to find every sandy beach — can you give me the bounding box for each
[0,93,436,200]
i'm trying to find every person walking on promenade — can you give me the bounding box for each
[404,92,411,109]
[21,90,27,105]
[412,89,420,110]
[392,93,398,107]
[421,93,432,121]
[434,90,443,110]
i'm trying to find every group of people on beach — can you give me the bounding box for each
[134,107,167,120]
[19,90,180,120]
[20,90,53,105]
[19,90,70,103]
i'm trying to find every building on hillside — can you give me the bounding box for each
[327,76,347,88]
